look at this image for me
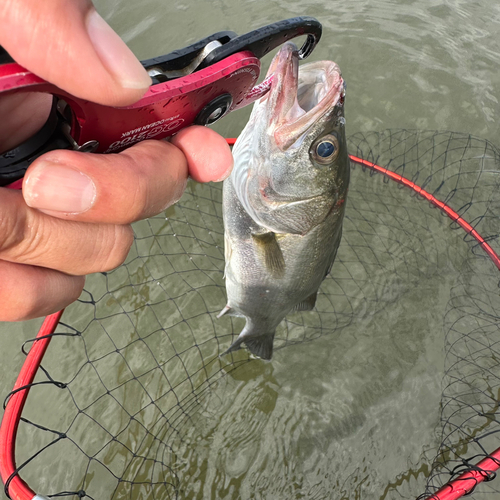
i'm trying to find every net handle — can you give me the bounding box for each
[0,310,64,500]
[424,451,500,500]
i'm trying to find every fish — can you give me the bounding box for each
[219,41,349,360]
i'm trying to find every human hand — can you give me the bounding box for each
[0,0,233,321]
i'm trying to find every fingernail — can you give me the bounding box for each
[215,156,234,182]
[86,9,151,90]
[24,163,96,213]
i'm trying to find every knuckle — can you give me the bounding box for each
[13,215,47,261]
[0,208,45,262]
[12,213,65,268]
[0,197,28,256]
[0,269,85,322]
[119,140,187,220]
[0,216,23,254]
[95,224,134,272]
[114,147,151,222]
[125,170,150,222]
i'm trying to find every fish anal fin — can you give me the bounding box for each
[251,232,285,278]
[223,336,245,355]
[292,291,318,312]
[217,305,231,319]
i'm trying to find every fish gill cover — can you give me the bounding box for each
[3,129,500,500]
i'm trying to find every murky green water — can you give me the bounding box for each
[1,1,500,499]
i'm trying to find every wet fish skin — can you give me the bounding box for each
[220,42,349,360]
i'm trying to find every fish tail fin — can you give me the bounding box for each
[223,323,276,360]
[244,333,275,360]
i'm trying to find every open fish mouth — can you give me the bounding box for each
[261,42,345,150]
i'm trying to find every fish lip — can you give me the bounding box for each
[264,42,300,131]
[263,43,345,151]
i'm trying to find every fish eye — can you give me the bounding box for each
[312,135,339,164]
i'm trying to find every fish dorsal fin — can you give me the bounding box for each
[251,232,285,278]
[292,291,318,312]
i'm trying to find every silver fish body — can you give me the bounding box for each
[220,42,350,360]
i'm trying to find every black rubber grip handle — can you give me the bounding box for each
[0,99,71,186]
[0,46,14,65]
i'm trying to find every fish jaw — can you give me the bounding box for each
[262,41,302,143]
[257,41,345,151]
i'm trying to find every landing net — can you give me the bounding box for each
[1,129,500,500]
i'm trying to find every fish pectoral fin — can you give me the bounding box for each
[251,232,285,278]
[292,291,318,312]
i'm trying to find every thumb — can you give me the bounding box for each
[0,0,152,106]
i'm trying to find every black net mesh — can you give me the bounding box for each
[5,129,500,500]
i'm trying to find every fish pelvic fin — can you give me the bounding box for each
[251,232,285,278]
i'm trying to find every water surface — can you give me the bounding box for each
[1,1,500,499]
